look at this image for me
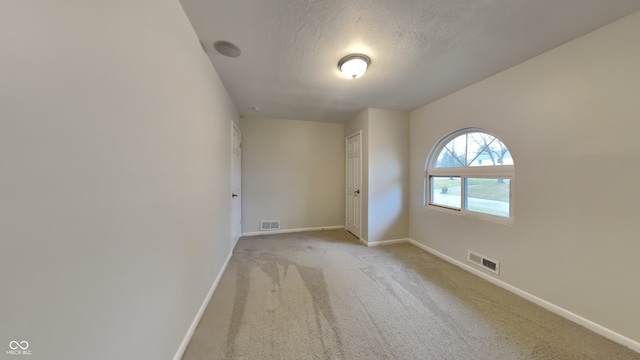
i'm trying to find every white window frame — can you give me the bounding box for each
[425,128,514,225]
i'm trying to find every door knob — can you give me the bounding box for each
[354,190,360,194]
[232,193,238,198]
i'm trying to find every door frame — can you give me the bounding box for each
[345,130,362,239]
[231,122,242,248]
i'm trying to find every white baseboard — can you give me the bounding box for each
[242,225,344,237]
[365,238,410,247]
[173,250,234,360]
[407,238,640,354]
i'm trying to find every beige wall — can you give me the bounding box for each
[368,109,410,243]
[346,109,410,243]
[241,117,345,233]
[0,1,238,359]
[410,11,640,343]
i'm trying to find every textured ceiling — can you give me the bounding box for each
[179,0,640,123]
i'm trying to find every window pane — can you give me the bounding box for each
[466,132,494,165]
[431,177,461,209]
[493,140,513,165]
[468,135,511,167]
[435,148,464,168]
[465,178,510,217]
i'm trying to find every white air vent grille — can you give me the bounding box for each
[260,220,280,231]
[468,250,500,275]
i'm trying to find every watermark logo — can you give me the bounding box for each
[6,341,31,356]
[9,342,28,350]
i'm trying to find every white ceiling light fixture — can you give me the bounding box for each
[338,54,371,79]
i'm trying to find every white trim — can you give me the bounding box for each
[365,238,410,247]
[173,250,234,360]
[241,225,345,237]
[358,237,368,247]
[407,238,640,354]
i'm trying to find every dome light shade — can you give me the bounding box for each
[338,54,371,79]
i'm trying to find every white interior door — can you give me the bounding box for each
[231,123,242,247]
[346,131,362,238]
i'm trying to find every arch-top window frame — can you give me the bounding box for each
[425,128,515,224]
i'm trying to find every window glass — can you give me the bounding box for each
[465,178,510,218]
[434,132,513,168]
[435,147,465,168]
[431,177,461,209]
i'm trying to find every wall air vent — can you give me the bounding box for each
[260,220,280,231]
[468,250,500,275]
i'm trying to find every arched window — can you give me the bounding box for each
[425,128,514,223]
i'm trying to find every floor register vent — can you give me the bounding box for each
[468,251,500,275]
[260,220,281,231]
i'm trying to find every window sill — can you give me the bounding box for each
[427,203,514,226]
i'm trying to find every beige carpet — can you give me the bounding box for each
[182,230,640,360]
